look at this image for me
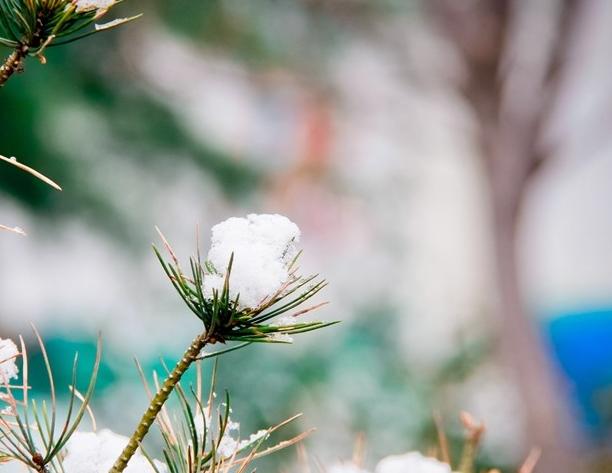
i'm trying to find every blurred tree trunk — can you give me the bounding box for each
[432,1,579,472]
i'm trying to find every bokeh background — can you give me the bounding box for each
[2,1,612,472]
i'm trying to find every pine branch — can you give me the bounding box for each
[0,0,139,88]
[109,332,211,473]
[110,226,335,472]
[0,44,28,86]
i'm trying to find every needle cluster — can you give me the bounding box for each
[0,0,139,86]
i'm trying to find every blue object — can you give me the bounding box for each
[544,308,612,441]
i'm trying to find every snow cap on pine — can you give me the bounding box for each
[193,408,268,458]
[0,338,19,381]
[204,214,301,309]
[62,430,167,473]
[73,0,116,13]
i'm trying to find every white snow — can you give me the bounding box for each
[193,408,268,459]
[0,338,19,382]
[204,214,300,309]
[327,452,452,473]
[62,429,167,473]
[375,452,452,473]
[74,0,115,13]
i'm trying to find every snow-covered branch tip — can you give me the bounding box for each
[111,213,336,472]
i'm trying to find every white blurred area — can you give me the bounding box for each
[2,1,612,470]
[520,1,612,315]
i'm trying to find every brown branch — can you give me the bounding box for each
[109,331,210,472]
[0,10,48,88]
[431,3,585,473]
[526,0,580,179]
[0,44,29,87]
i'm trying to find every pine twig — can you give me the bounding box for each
[109,332,211,472]
[0,8,45,87]
[0,44,28,86]
[458,411,485,473]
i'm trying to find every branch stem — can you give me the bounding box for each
[0,10,47,88]
[109,331,210,472]
[0,44,28,87]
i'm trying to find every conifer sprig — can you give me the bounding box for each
[0,328,102,472]
[0,154,62,236]
[110,228,335,472]
[0,0,139,86]
[153,242,335,345]
[138,359,313,473]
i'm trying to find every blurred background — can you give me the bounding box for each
[1,0,612,472]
